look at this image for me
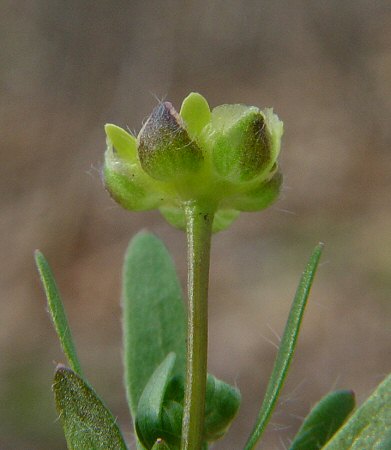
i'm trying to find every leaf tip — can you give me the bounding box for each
[34,249,44,264]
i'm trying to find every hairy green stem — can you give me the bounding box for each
[181,202,214,450]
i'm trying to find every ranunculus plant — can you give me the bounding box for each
[35,93,390,450]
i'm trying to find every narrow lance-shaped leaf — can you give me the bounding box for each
[289,389,355,449]
[122,232,186,418]
[53,365,128,450]
[35,251,83,376]
[244,243,324,450]
[322,374,391,450]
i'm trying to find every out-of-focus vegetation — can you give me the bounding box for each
[1,1,390,449]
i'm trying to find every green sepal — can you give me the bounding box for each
[138,102,204,182]
[263,108,283,166]
[228,170,282,212]
[122,233,186,418]
[103,162,165,211]
[204,105,282,184]
[289,390,355,449]
[209,105,269,182]
[104,136,166,211]
[212,209,241,232]
[322,374,391,450]
[179,92,211,138]
[159,206,240,233]
[135,353,179,450]
[105,124,137,161]
[53,365,127,450]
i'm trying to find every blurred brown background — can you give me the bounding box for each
[1,1,390,449]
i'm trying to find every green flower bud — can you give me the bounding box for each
[138,101,204,182]
[103,93,283,232]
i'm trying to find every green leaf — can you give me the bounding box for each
[53,365,127,450]
[151,439,171,450]
[244,243,324,450]
[204,374,241,441]
[290,390,355,449]
[123,232,186,418]
[137,366,240,448]
[35,251,83,376]
[322,374,391,449]
[136,353,178,450]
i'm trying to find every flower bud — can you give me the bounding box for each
[103,93,283,232]
[138,102,204,182]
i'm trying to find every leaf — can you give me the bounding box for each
[35,251,83,376]
[244,243,324,450]
[289,390,355,449]
[53,365,127,450]
[135,353,178,450]
[122,232,186,418]
[151,439,171,450]
[137,364,240,449]
[322,374,391,449]
[204,374,241,441]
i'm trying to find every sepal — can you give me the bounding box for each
[138,102,204,182]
